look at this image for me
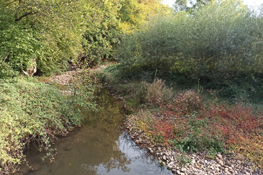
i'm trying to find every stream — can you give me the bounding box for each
[17,88,173,175]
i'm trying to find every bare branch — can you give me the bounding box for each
[15,10,38,22]
[1,51,9,66]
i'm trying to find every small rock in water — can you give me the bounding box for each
[163,155,167,161]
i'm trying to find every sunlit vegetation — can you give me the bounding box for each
[2,0,263,173]
[100,0,263,169]
[0,70,98,173]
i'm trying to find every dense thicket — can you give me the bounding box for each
[117,0,263,81]
[0,0,169,78]
[0,0,89,77]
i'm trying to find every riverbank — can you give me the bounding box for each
[0,70,98,174]
[125,115,261,175]
[14,85,173,175]
[99,64,263,175]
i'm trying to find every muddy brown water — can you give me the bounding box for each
[17,89,172,175]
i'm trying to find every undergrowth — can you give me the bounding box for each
[132,90,263,168]
[0,70,98,174]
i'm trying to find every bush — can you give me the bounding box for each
[161,90,203,116]
[141,79,173,106]
[80,1,121,67]
[0,73,97,174]
[117,0,263,81]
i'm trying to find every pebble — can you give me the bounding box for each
[126,115,262,175]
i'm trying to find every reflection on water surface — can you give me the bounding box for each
[19,89,172,175]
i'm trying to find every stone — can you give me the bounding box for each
[181,167,186,172]
[205,155,213,159]
[216,153,223,159]
[18,166,31,173]
[163,155,167,161]
[233,153,245,161]
[215,157,224,166]
[167,164,173,170]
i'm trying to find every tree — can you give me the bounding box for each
[174,0,213,11]
[0,0,90,76]
[118,0,172,33]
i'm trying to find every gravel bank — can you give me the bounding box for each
[125,115,262,175]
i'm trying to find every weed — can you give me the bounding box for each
[176,154,191,166]
[143,78,173,107]
[161,90,203,117]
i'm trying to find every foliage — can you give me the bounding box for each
[117,0,263,81]
[80,0,171,67]
[131,88,263,167]
[0,1,39,78]
[80,0,122,67]
[175,153,191,166]
[141,78,173,106]
[0,0,171,77]
[174,0,213,12]
[0,0,97,76]
[101,68,173,108]
[0,74,98,174]
[203,104,263,167]
[118,0,172,33]
[162,90,203,115]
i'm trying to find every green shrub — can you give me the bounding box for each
[117,0,263,80]
[80,1,121,67]
[0,74,97,174]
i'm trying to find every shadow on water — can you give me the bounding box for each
[17,89,173,175]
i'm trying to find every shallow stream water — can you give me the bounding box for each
[18,89,172,175]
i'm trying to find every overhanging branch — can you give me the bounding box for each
[15,10,38,22]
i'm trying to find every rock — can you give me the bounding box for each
[225,160,232,166]
[135,140,140,144]
[191,159,196,165]
[18,166,30,173]
[181,167,186,172]
[216,157,224,166]
[167,164,173,170]
[216,153,223,159]
[205,155,213,159]
[163,155,167,161]
[233,153,245,161]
